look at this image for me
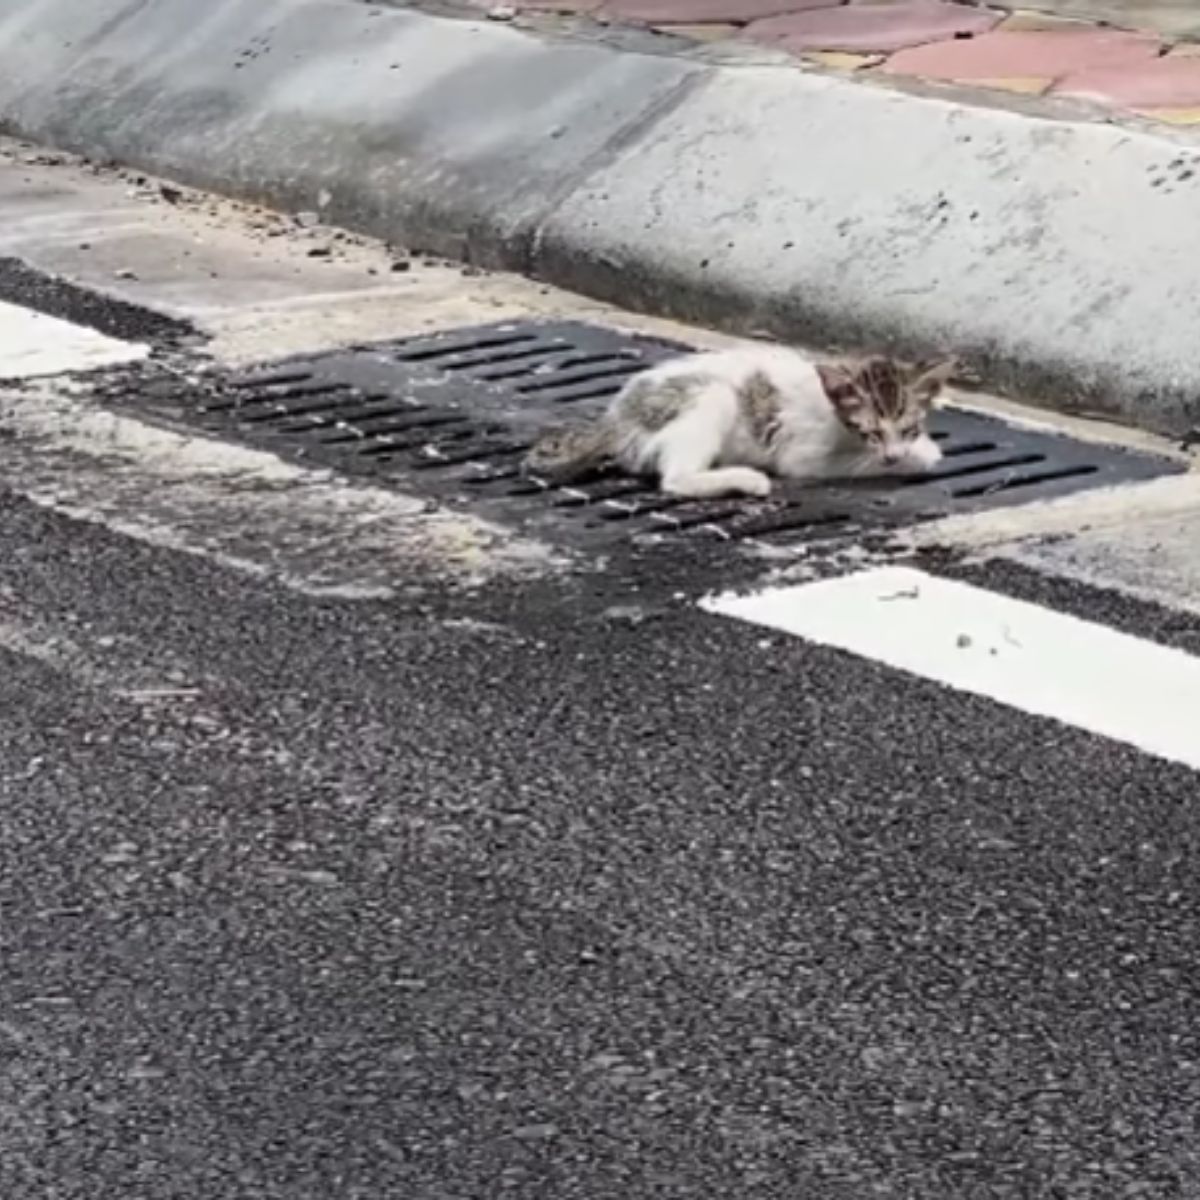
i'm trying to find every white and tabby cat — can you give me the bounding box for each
[525,346,955,498]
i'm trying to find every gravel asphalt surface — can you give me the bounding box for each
[1,137,1199,1199]
[3,482,1200,1199]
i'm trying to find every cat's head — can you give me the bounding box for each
[816,356,955,470]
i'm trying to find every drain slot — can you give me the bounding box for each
[902,453,1042,485]
[269,395,375,421]
[552,480,647,507]
[229,370,312,391]
[356,424,482,456]
[723,509,852,541]
[549,383,629,405]
[475,350,579,379]
[595,494,710,523]
[394,332,537,363]
[953,464,1099,498]
[431,344,560,373]
[237,388,356,421]
[413,440,527,468]
[517,363,644,394]
[319,412,462,442]
[653,503,751,531]
[941,440,998,458]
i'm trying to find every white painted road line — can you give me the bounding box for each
[702,565,1200,773]
[0,300,146,377]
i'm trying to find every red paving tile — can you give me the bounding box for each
[882,28,1159,84]
[602,0,837,24]
[1055,55,1200,107]
[744,1,1001,55]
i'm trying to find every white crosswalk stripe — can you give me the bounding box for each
[0,299,146,377]
[704,564,1200,773]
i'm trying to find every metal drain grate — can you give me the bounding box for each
[139,319,1181,548]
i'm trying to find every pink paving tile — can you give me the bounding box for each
[744,1,1001,55]
[1054,55,1200,108]
[501,0,602,11]
[882,28,1160,84]
[602,0,837,24]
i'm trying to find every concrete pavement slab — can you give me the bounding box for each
[0,0,703,269]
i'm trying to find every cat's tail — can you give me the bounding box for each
[524,422,615,482]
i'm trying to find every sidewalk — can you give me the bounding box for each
[485,0,1200,124]
[1021,0,1200,38]
[0,0,1198,436]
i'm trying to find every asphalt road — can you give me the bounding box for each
[2,139,1200,1199]
[4,484,1200,1200]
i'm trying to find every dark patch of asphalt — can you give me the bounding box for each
[0,256,202,348]
[2,486,1200,1200]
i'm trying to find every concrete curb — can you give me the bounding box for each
[0,0,1198,435]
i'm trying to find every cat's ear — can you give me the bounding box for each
[908,357,957,408]
[816,361,863,419]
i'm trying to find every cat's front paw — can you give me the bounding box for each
[730,468,773,498]
[895,435,942,474]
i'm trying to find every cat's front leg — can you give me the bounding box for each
[661,466,772,499]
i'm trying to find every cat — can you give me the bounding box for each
[524,346,956,499]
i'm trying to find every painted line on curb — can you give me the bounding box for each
[702,565,1200,773]
[0,299,147,378]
